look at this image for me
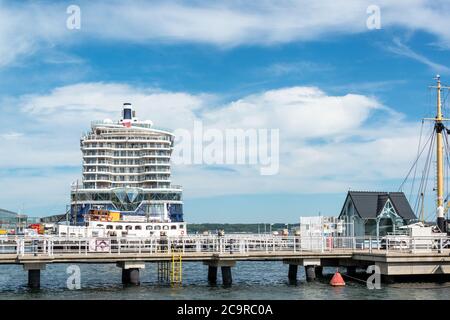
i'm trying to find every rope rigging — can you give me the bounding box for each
[399,78,450,225]
[400,120,450,223]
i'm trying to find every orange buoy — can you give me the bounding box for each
[330,272,345,286]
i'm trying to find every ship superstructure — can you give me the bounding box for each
[69,103,185,235]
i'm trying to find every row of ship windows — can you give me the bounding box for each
[82,142,170,148]
[84,169,170,173]
[84,160,170,165]
[84,174,169,179]
[84,135,172,142]
[96,224,184,230]
[71,193,181,201]
[83,151,171,157]
[82,185,172,190]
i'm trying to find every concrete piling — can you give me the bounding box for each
[122,268,140,285]
[288,264,298,283]
[316,266,323,278]
[208,266,218,285]
[204,260,236,286]
[221,266,232,286]
[23,263,46,289]
[347,266,356,276]
[28,270,41,289]
[305,265,316,281]
[128,268,140,285]
[117,262,145,286]
[122,268,130,284]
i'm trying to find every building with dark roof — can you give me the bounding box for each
[338,191,417,238]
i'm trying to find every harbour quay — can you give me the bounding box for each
[1,234,450,288]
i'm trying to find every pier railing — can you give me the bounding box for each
[0,235,449,257]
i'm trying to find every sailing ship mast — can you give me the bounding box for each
[430,75,450,231]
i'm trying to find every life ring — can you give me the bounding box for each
[180,230,185,235]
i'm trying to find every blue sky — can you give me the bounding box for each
[0,1,449,223]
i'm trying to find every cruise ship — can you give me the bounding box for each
[65,103,186,237]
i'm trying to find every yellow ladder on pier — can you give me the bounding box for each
[157,252,182,285]
[171,253,182,285]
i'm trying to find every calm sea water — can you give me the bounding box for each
[0,262,449,300]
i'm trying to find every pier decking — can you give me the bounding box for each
[1,234,450,288]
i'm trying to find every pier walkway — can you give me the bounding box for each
[1,234,450,287]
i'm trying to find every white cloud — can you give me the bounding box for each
[203,87,382,139]
[0,131,23,140]
[2,82,422,206]
[385,38,450,74]
[0,1,450,66]
[0,2,66,67]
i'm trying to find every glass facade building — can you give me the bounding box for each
[0,208,28,233]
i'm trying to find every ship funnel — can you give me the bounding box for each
[123,103,132,120]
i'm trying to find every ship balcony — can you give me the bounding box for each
[89,161,170,167]
[83,178,113,183]
[83,154,113,158]
[110,176,170,181]
[141,154,171,158]
[83,161,112,166]
[142,161,170,165]
[104,155,171,159]
[140,179,171,183]
[83,169,114,174]
[110,171,170,175]
[70,183,182,190]
[108,169,171,174]
[82,137,172,143]
[81,145,171,151]
[110,163,143,167]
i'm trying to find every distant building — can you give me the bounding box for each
[338,191,417,238]
[40,213,68,224]
[0,208,28,233]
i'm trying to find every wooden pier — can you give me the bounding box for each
[1,234,450,288]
